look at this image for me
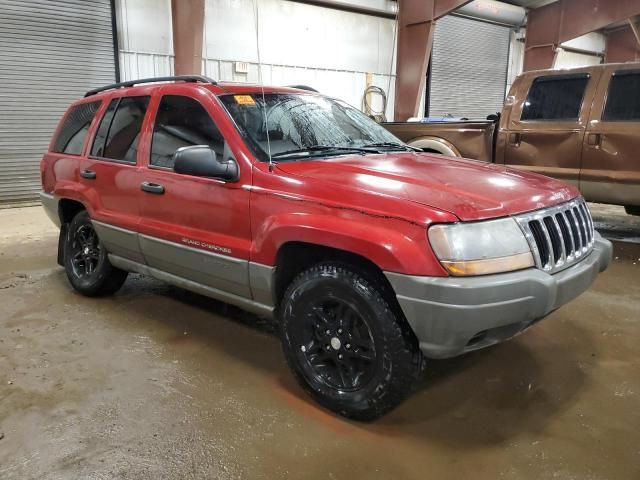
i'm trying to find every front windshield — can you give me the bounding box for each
[219,93,406,162]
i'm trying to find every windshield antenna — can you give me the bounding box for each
[253,0,273,172]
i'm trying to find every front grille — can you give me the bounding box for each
[515,198,595,274]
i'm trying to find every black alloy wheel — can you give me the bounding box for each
[63,210,128,296]
[295,297,377,392]
[69,223,101,278]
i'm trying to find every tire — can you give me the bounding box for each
[279,263,422,421]
[63,210,128,297]
[624,205,640,216]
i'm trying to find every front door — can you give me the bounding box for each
[137,89,252,298]
[580,65,640,207]
[503,69,599,187]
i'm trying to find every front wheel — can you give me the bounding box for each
[279,263,421,421]
[63,210,128,296]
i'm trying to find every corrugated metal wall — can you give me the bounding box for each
[0,0,116,206]
[430,15,511,119]
[201,59,395,116]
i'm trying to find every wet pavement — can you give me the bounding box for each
[591,203,640,244]
[1,205,639,479]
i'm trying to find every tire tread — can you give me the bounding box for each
[280,262,422,421]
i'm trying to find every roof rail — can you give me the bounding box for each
[288,85,319,92]
[84,75,218,97]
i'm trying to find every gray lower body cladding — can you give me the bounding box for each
[39,193,275,316]
[40,192,61,227]
[41,191,613,357]
[385,234,613,359]
[108,254,274,318]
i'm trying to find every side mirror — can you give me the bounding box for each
[173,145,239,181]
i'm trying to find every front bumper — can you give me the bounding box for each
[385,233,612,359]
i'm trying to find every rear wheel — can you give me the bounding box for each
[279,263,421,421]
[63,210,127,296]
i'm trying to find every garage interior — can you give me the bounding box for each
[1,0,639,478]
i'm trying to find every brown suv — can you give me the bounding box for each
[385,63,640,215]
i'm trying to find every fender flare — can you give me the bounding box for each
[408,136,461,157]
[252,213,444,276]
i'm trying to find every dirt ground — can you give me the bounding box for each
[1,205,639,479]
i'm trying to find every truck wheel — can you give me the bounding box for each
[625,206,640,216]
[63,210,127,297]
[279,263,421,421]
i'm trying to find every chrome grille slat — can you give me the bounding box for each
[515,198,595,274]
[575,206,588,251]
[561,210,576,257]
[580,203,594,243]
[537,219,555,267]
[550,214,567,264]
[543,216,562,265]
[555,213,573,260]
[567,209,583,253]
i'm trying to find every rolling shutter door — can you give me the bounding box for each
[0,0,116,206]
[429,15,510,120]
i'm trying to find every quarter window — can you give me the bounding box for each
[603,71,640,121]
[52,101,101,155]
[521,75,589,121]
[91,96,150,163]
[150,95,225,169]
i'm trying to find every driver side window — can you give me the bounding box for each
[150,95,225,169]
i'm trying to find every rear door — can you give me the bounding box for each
[504,68,599,187]
[137,88,252,298]
[580,65,640,207]
[85,95,151,263]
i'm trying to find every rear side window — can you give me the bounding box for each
[150,95,225,169]
[52,101,101,154]
[91,96,150,163]
[521,75,589,121]
[603,71,640,121]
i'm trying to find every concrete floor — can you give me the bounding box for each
[1,205,639,480]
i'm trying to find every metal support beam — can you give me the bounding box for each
[286,0,396,19]
[524,0,640,71]
[171,0,205,76]
[394,0,472,121]
[629,15,640,46]
[605,24,640,63]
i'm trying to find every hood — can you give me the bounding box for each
[276,152,579,221]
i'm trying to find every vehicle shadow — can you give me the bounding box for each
[101,271,593,448]
[368,323,592,447]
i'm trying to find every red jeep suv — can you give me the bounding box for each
[40,76,612,420]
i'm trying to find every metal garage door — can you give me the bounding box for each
[0,0,116,206]
[429,15,510,120]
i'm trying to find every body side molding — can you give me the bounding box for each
[108,254,275,318]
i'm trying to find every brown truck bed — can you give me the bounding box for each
[383,120,496,163]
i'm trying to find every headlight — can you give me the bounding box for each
[428,218,534,276]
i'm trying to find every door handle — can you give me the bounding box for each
[587,133,602,147]
[80,169,96,179]
[509,132,521,146]
[140,181,165,194]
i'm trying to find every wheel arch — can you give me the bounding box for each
[273,241,397,309]
[408,136,461,157]
[58,198,87,224]
[55,198,88,266]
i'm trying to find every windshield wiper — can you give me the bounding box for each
[270,145,377,159]
[362,142,421,152]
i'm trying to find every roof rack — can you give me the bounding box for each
[84,75,218,97]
